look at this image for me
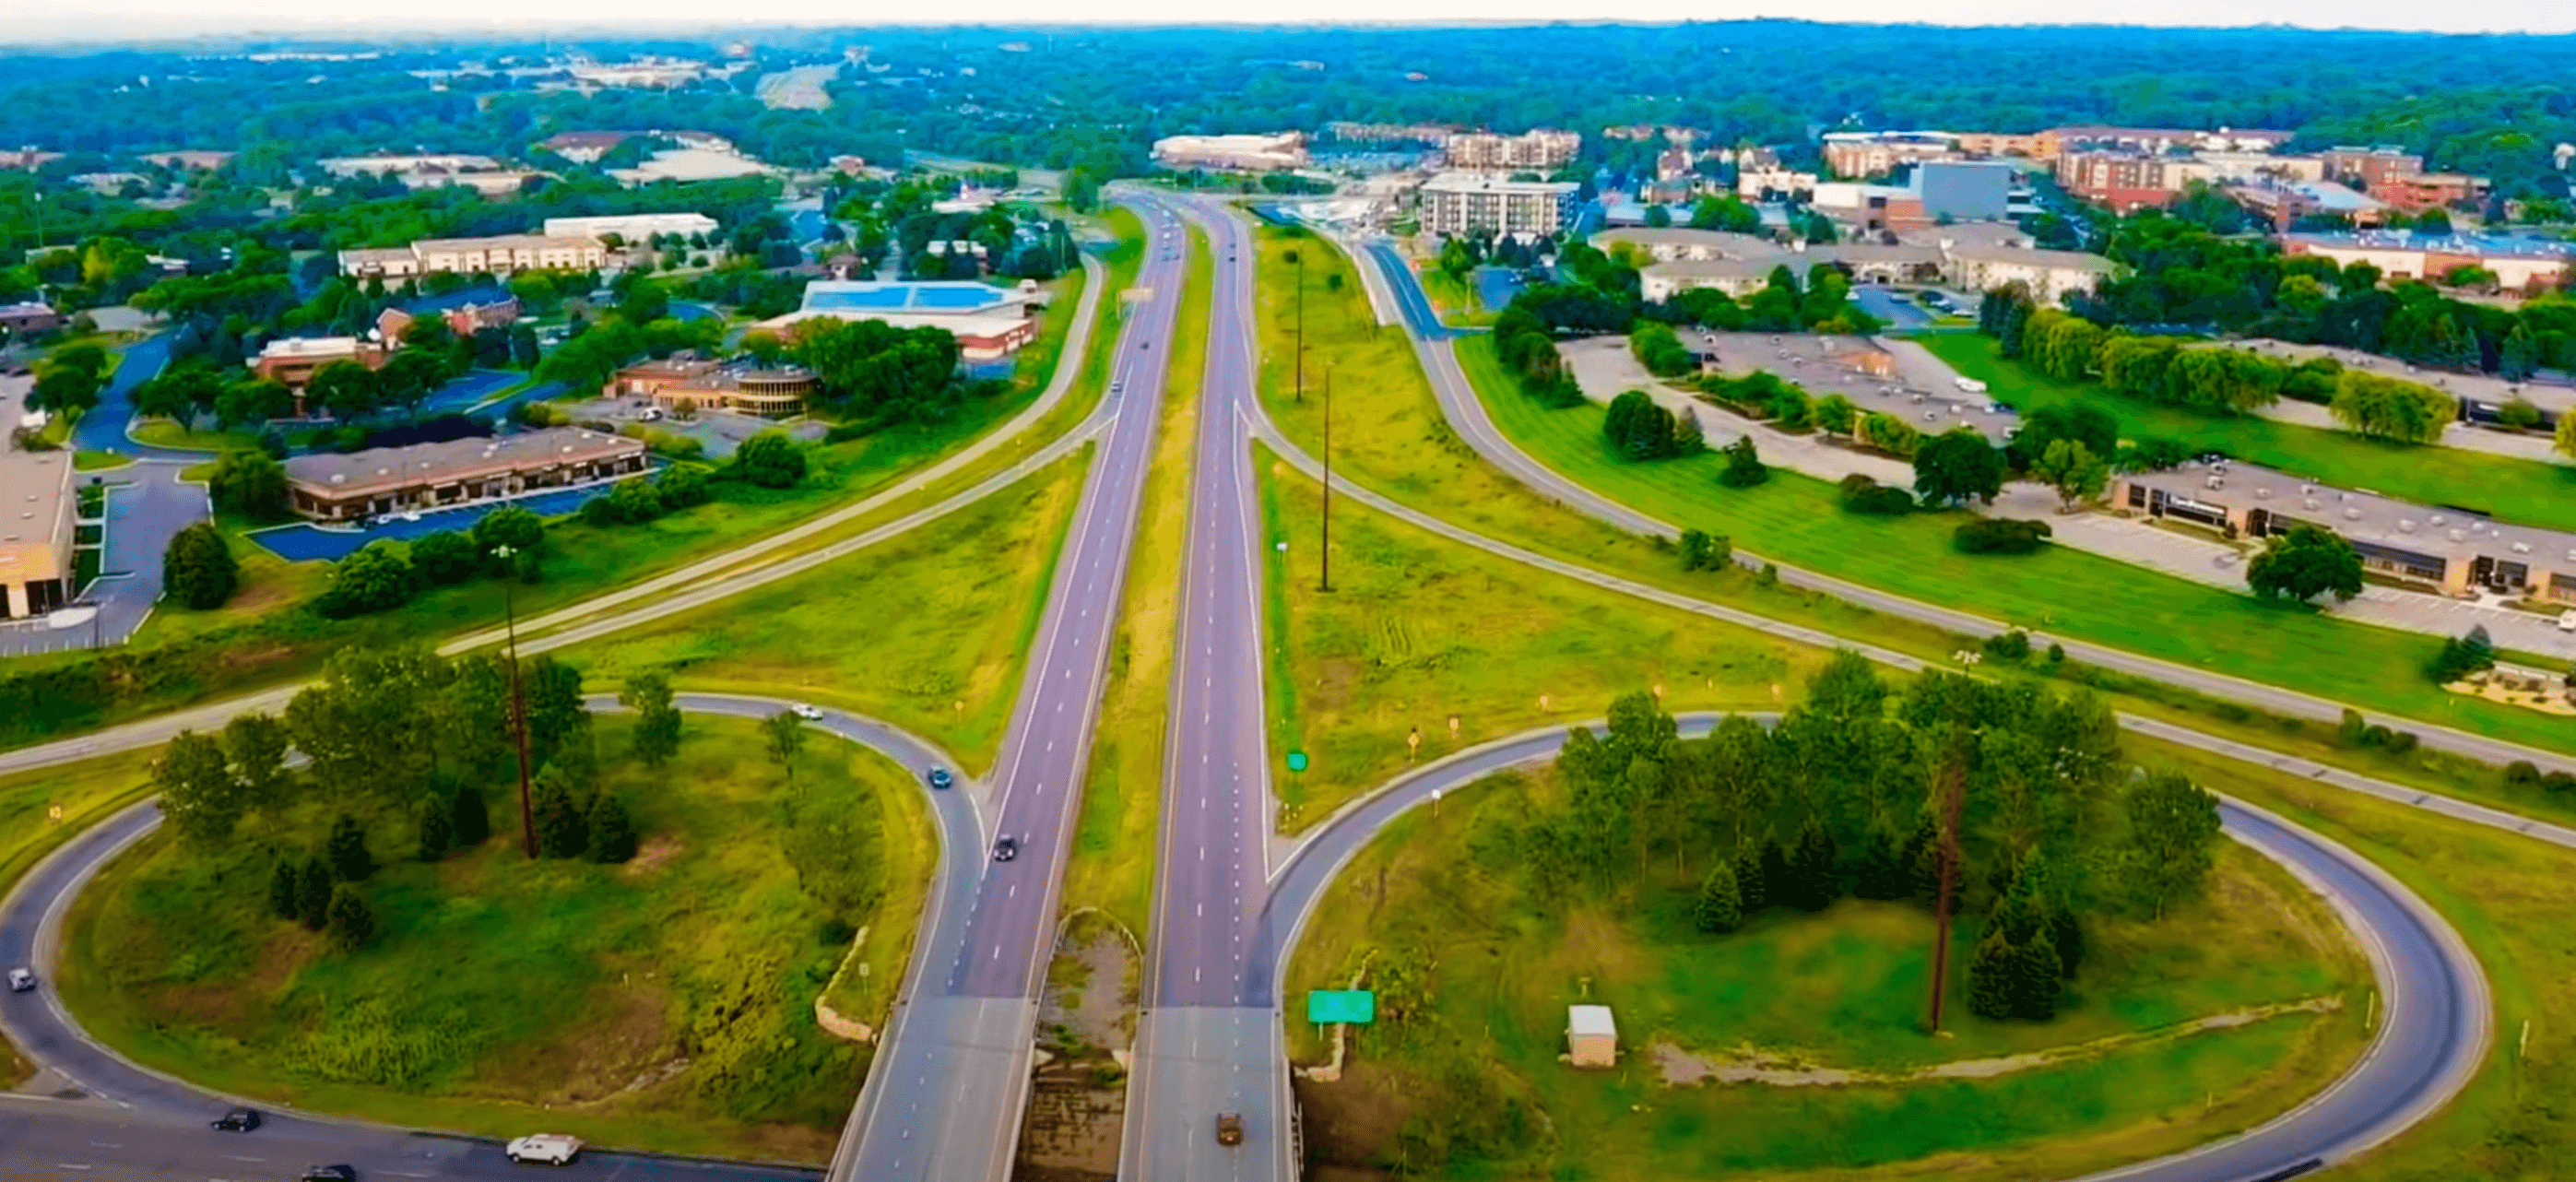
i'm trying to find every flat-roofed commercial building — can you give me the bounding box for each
[338,234,608,279]
[250,337,389,390]
[1152,132,1309,173]
[1942,244,2118,306]
[2283,230,2573,292]
[2113,459,2576,600]
[607,357,815,418]
[542,213,718,242]
[1419,172,1578,239]
[760,279,1045,361]
[0,452,76,619]
[285,427,649,522]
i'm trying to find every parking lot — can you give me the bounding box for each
[1689,331,2014,443]
[553,396,828,459]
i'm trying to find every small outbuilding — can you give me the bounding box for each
[1566,1005,1618,1068]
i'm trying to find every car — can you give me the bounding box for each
[993,836,1019,862]
[301,1167,356,1182]
[504,1133,585,1165]
[1216,1112,1245,1146]
[2560,612,2576,633]
[210,1107,262,1132]
[928,767,954,790]
[1111,380,1123,393]
[788,703,823,721]
[6,967,32,993]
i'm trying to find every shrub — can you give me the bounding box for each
[656,465,713,509]
[1716,436,1768,488]
[408,530,482,585]
[1837,474,1914,515]
[326,885,376,952]
[2545,772,2576,795]
[1678,528,1732,573]
[2498,398,2546,431]
[735,431,808,489]
[163,521,239,610]
[1981,629,2034,663]
[1954,517,2053,555]
[2505,761,2543,789]
[314,543,418,618]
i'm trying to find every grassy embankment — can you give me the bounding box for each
[0,217,1139,748]
[1284,762,2369,1181]
[1247,225,2576,830]
[1920,333,2576,535]
[0,748,163,1087]
[566,447,1091,777]
[1062,222,1208,932]
[1258,449,1833,829]
[1419,265,1497,327]
[58,715,932,1164]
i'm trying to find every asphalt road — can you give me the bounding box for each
[825,192,1188,1182]
[1347,231,2576,776]
[1247,715,2491,1182]
[0,691,975,1182]
[1117,198,1294,1181]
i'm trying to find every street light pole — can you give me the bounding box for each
[496,544,538,859]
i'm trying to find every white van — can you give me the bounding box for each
[1953,377,1989,395]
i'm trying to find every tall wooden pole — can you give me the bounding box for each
[1294,251,1305,404]
[1319,367,1332,593]
[502,554,538,859]
[1925,751,1967,1033]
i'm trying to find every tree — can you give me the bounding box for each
[472,505,544,563]
[1782,820,1839,911]
[1717,435,1768,488]
[1602,390,1677,461]
[409,530,482,585]
[621,670,682,766]
[452,785,491,847]
[764,710,808,786]
[1064,168,1102,214]
[2429,625,2499,683]
[315,542,417,617]
[1693,862,1743,933]
[1954,517,2053,555]
[162,521,239,610]
[305,360,383,420]
[2329,371,2454,443]
[532,762,590,858]
[736,431,809,488]
[523,656,592,771]
[1912,429,2005,506]
[326,884,376,952]
[2029,439,2108,510]
[585,792,639,863]
[416,795,454,861]
[296,857,334,930]
[2245,524,2364,603]
[2123,769,2221,917]
[326,813,374,881]
[207,449,290,521]
[2500,323,2541,382]
[267,860,301,921]
[1967,927,2021,1020]
[1813,393,1857,435]
[154,729,243,843]
[1678,528,1731,573]
[223,712,290,812]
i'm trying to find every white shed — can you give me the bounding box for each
[1567,1004,1618,1068]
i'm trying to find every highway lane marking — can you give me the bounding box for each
[222,1157,265,1164]
[87,1144,119,1150]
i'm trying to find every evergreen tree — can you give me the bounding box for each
[1758,839,1791,909]
[533,764,589,858]
[1718,435,1769,488]
[266,859,301,921]
[2048,907,2086,979]
[1785,820,1840,911]
[2500,323,2540,382]
[621,669,682,768]
[416,796,454,861]
[1732,843,1770,913]
[1852,827,1910,901]
[326,885,376,952]
[1693,862,1743,933]
[296,857,333,930]
[2012,928,2062,1020]
[1967,928,2018,1020]
[325,814,374,881]
[585,792,639,863]
[451,784,490,847]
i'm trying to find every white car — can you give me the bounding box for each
[505,1134,584,1165]
[2559,612,2576,633]
[789,703,824,721]
[6,967,32,993]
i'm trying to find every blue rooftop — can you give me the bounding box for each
[2289,230,2576,260]
[800,280,1014,315]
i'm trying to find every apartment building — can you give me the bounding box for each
[1418,172,1579,239]
[337,234,608,279]
[2057,152,2216,213]
[1443,129,1582,170]
[2318,147,2489,213]
[1942,245,2119,306]
[1820,131,1959,179]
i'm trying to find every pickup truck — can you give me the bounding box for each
[504,1133,585,1165]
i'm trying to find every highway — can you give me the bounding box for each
[825,191,1188,1182]
[1116,199,1294,1180]
[1346,231,2576,777]
[0,692,971,1182]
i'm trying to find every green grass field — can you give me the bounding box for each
[1920,335,2576,534]
[2137,735,2576,1181]
[1062,221,1207,934]
[0,748,162,1087]
[1258,447,1837,829]
[57,714,932,1164]
[1284,763,2369,1181]
[566,449,1090,776]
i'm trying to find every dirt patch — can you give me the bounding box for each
[1018,913,1140,1181]
[1294,1058,1413,1177]
[145,926,321,1027]
[1039,915,1137,1053]
[1653,995,2344,1088]
[495,982,677,1105]
[620,833,687,880]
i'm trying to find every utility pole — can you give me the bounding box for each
[1318,366,1332,593]
[1294,249,1306,403]
[1924,750,1967,1034]
[497,544,538,859]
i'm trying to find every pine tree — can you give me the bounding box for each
[326,885,376,952]
[1967,928,2018,1020]
[325,814,373,881]
[266,859,301,921]
[1758,839,1791,909]
[1693,862,1743,934]
[2012,928,2062,1020]
[451,785,490,847]
[585,792,639,864]
[416,796,454,861]
[2048,906,2086,979]
[2501,323,2540,382]
[1852,828,1909,901]
[1732,843,1769,914]
[534,765,588,858]
[1787,821,1839,911]
[296,857,333,930]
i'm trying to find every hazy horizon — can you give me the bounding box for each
[3,2,2572,46]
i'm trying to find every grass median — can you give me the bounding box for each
[0,748,162,1088]
[56,714,933,1164]
[1061,219,1207,933]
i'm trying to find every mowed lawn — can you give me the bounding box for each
[567,450,1091,776]
[1258,447,1834,830]
[1458,336,2576,758]
[0,748,162,1087]
[58,715,935,1164]
[1284,765,2370,1181]
[1920,334,2576,534]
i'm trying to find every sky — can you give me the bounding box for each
[2,0,2572,41]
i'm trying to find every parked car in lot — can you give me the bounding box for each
[504,1133,585,1165]
[210,1107,263,1132]
[6,967,33,993]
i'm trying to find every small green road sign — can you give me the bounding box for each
[1286,751,1309,773]
[1308,989,1375,1025]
